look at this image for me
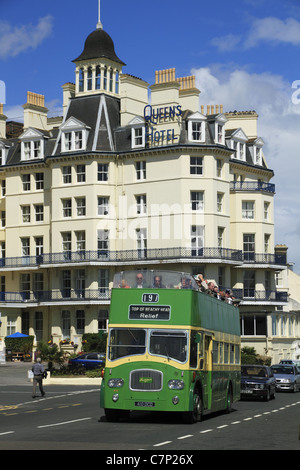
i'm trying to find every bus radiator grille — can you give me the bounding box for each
[130,369,163,391]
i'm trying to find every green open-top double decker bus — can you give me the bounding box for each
[100,270,241,423]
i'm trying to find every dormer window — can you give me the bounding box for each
[208,113,227,145]
[129,117,145,149]
[215,115,227,144]
[0,142,8,165]
[20,128,46,161]
[60,117,90,153]
[228,128,248,162]
[187,112,206,143]
[251,138,264,166]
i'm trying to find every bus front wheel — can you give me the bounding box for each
[105,408,121,422]
[183,390,203,424]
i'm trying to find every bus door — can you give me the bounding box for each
[203,334,213,410]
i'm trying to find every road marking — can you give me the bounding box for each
[177,434,193,440]
[243,418,252,421]
[217,424,228,428]
[37,417,92,428]
[153,441,172,447]
[200,429,213,433]
[0,405,18,411]
[0,431,15,436]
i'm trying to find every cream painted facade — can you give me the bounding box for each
[0,22,298,362]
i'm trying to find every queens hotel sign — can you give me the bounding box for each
[144,104,182,144]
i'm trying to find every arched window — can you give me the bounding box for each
[95,66,101,89]
[79,68,84,92]
[103,66,107,90]
[87,67,92,91]
[109,68,113,92]
[115,71,119,94]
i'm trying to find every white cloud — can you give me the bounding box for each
[211,16,300,51]
[245,16,300,47]
[0,16,53,59]
[192,66,300,274]
[210,34,241,52]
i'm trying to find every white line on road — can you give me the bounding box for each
[153,441,172,447]
[0,431,15,436]
[37,417,92,428]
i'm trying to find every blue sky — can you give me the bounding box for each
[0,0,300,274]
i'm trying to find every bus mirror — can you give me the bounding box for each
[194,333,201,343]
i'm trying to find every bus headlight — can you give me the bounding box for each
[168,379,184,390]
[108,378,124,388]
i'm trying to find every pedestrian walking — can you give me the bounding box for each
[32,357,46,398]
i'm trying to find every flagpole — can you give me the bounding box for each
[97,0,103,29]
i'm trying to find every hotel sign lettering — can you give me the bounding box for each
[144,104,182,144]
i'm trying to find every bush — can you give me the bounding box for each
[82,332,107,353]
[5,336,34,355]
[36,341,64,370]
[241,346,272,365]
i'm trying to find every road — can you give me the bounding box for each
[0,380,299,451]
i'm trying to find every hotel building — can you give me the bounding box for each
[0,19,298,362]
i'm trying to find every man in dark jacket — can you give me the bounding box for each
[32,357,46,398]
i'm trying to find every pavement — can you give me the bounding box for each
[0,361,102,386]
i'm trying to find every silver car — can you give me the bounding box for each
[271,364,300,392]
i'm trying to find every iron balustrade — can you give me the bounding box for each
[231,289,288,302]
[0,247,287,268]
[242,252,286,265]
[0,289,110,303]
[0,288,287,304]
[0,247,243,268]
[230,181,275,193]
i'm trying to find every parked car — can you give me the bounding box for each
[240,365,276,401]
[68,352,106,369]
[271,364,300,392]
[280,359,300,367]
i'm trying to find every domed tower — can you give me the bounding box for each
[72,15,125,98]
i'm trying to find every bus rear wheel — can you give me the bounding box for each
[225,386,233,414]
[183,391,202,424]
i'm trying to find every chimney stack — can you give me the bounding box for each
[23,92,48,130]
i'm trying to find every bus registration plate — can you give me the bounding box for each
[135,401,155,407]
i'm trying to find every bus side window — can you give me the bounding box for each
[189,331,203,368]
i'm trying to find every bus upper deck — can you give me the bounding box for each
[110,270,240,336]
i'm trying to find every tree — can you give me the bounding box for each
[36,341,64,370]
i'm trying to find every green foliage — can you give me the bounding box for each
[36,341,64,368]
[241,346,271,365]
[4,336,34,354]
[51,365,87,376]
[82,332,107,353]
[85,368,102,378]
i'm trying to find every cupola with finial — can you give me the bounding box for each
[72,0,126,97]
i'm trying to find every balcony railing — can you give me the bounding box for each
[0,247,243,268]
[230,182,275,193]
[0,247,287,269]
[0,289,110,303]
[0,288,287,305]
[242,253,286,265]
[232,289,288,303]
